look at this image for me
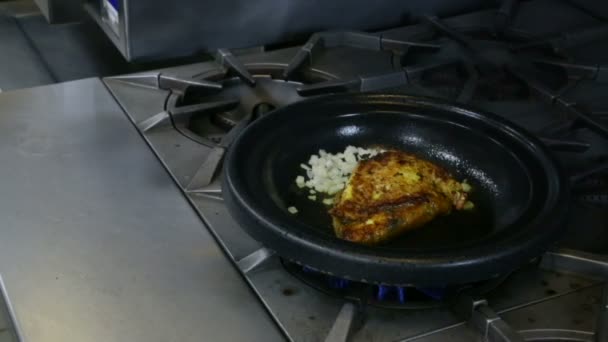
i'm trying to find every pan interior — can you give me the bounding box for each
[237,106,545,251]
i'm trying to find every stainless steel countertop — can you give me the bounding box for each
[0,78,283,342]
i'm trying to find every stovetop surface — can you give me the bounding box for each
[104,1,608,340]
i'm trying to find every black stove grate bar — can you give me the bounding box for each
[512,23,608,52]
[423,15,472,48]
[539,118,578,137]
[158,73,222,94]
[593,111,608,119]
[406,58,460,79]
[215,49,256,86]
[282,34,322,80]
[418,17,498,103]
[186,108,253,191]
[508,65,608,140]
[562,103,608,140]
[554,79,585,100]
[420,15,493,85]
[296,78,362,96]
[539,137,590,153]
[296,72,407,96]
[571,160,608,184]
[533,59,608,82]
[506,66,556,102]
[457,61,479,103]
[283,31,441,79]
[296,59,459,97]
[164,94,241,147]
[494,0,519,34]
[380,37,441,51]
[168,99,240,118]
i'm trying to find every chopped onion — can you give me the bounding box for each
[287,206,298,214]
[295,176,306,188]
[294,146,385,202]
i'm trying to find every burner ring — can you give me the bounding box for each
[281,259,510,310]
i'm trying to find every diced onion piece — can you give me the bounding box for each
[463,201,475,210]
[295,176,306,188]
[322,198,334,205]
[294,146,386,201]
[287,206,298,214]
[461,181,472,192]
[308,195,317,201]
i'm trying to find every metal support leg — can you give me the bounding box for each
[186,146,226,191]
[137,111,170,132]
[324,302,359,342]
[453,295,524,342]
[236,247,275,274]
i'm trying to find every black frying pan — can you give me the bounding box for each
[223,93,570,286]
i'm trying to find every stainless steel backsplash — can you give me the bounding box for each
[88,0,487,61]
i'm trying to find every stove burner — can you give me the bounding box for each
[282,260,509,310]
[419,16,608,136]
[209,102,276,130]
[162,65,335,191]
[393,21,571,103]
[178,66,331,142]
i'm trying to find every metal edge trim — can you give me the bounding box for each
[0,274,26,342]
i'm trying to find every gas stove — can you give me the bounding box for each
[104,1,608,341]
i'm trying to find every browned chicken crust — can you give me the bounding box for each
[329,151,469,245]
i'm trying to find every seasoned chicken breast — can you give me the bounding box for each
[329,150,470,245]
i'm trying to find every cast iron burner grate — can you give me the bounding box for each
[182,66,328,136]
[395,27,571,103]
[281,259,509,310]
[157,63,336,191]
